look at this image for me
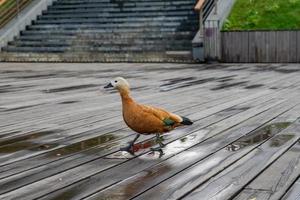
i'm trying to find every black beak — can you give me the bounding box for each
[104,82,113,89]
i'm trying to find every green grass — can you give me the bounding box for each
[223,0,300,31]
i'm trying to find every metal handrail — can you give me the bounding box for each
[0,0,33,28]
[194,0,205,11]
[194,0,218,37]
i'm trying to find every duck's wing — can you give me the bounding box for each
[139,104,182,127]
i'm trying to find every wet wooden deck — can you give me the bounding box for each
[1,63,300,200]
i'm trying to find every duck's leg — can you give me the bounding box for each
[120,134,140,155]
[156,133,166,147]
[150,133,165,157]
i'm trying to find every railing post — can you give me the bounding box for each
[17,0,20,18]
[199,8,204,37]
[214,0,218,14]
[193,0,206,62]
[195,0,205,37]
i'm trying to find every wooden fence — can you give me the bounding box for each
[204,20,221,61]
[221,31,300,63]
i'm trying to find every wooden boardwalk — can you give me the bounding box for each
[0,63,300,200]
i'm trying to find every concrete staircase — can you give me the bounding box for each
[0,0,199,62]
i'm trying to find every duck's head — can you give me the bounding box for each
[104,77,130,91]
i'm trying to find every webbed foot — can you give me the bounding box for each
[150,147,164,158]
[120,145,134,155]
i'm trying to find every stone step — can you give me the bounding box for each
[16,31,194,41]
[8,39,191,48]
[20,26,198,36]
[44,5,195,14]
[54,0,195,4]
[3,42,191,52]
[29,22,197,30]
[38,10,195,19]
[0,51,195,63]
[51,1,195,9]
[33,16,196,24]
[0,0,201,62]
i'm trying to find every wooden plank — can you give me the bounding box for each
[0,88,267,167]
[288,31,297,62]
[7,93,295,200]
[1,65,298,169]
[0,90,278,197]
[265,31,277,63]
[281,178,300,200]
[0,68,247,126]
[94,101,300,200]
[240,31,249,62]
[229,32,237,62]
[0,91,244,177]
[221,31,300,63]
[233,190,272,200]
[220,32,226,62]
[182,118,300,200]
[297,31,300,63]
[1,63,300,200]
[248,32,257,62]
[276,31,289,63]
[233,141,300,200]
[3,65,290,145]
[0,64,298,136]
[0,72,288,170]
[257,31,267,62]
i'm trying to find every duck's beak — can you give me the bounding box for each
[104,82,113,89]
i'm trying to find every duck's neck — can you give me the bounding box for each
[119,87,134,105]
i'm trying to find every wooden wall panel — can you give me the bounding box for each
[220,31,300,63]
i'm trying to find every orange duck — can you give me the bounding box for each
[104,77,193,156]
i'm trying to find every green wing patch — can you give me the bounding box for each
[163,118,175,126]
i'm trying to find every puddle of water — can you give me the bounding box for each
[58,101,79,104]
[226,122,291,152]
[160,75,238,92]
[43,84,98,93]
[269,134,295,147]
[196,65,231,71]
[0,132,120,156]
[253,66,300,74]
[160,78,216,92]
[1,70,33,74]
[274,69,300,73]
[3,103,45,112]
[211,81,248,91]
[12,73,58,79]
[0,130,61,147]
[225,67,247,71]
[0,131,21,140]
[106,137,159,159]
[217,78,234,83]
[161,77,197,87]
[0,141,60,154]
[216,107,251,117]
[47,133,118,157]
[43,186,79,200]
[0,85,33,94]
[0,130,117,154]
[244,84,264,89]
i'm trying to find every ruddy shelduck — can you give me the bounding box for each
[104,77,193,156]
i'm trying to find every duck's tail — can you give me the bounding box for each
[180,116,193,125]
